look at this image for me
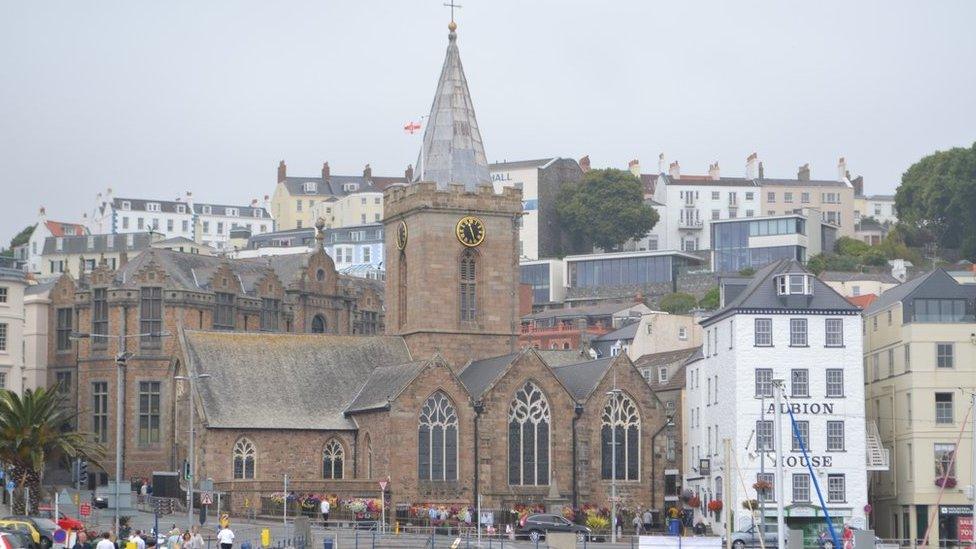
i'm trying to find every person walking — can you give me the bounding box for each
[72,532,92,549]
[190,527,204,549]
[319,497,331,527]
[129,530,146,549]
[216,526,234,549]
[633,512,642,536]
[95,533,115,549]
[642,508,653,533]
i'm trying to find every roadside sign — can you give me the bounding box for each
[200,492,213,505]
[5,480,13,492]
[53,530,67,544]
[0,470,5,479]
[80,503,92,517]
[39,504,53,511]
[379,480,388,492]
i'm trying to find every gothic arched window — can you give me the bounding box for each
[508,382,550,485]
[311,314,326,333]
[601,392,641,480]
[398,252,407,329]
[459,250,477,322]
[365,433,373,478]
[233,438,256,479]
[322,439,344,479]
[418,392,458,481]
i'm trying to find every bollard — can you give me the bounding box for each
[371,530,376,549]
[354,528,359,549]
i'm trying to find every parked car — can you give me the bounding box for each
[0,531,35,549]
[722,523,784,549]
[516,514,592,542]
[34,511,83,532]
[91,496,108,510]
[0,518,56,549]
[0,522,42,549]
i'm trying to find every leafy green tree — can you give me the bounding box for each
[896,142,976,257]
[8,225,34,249]
[0,386,104,514]
[659,292,697,314]
[737,267,756,276]
[698,287,720,310]
[556,169,659,252]
[834,236,871,258]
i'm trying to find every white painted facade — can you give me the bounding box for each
[685,289,868,533]
[490,164,540,260]
[0,269,29,393]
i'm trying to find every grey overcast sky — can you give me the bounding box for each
[2,1,974,242]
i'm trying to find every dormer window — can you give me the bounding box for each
[303,181,318,193]
[147,202,161,212]
[253,210,263,218]
[201,205,212,215]
[176,204,186,214]
[343,183,358,192]
[776,273,814,296]
[121,201,131,211]
[226,208,239,217]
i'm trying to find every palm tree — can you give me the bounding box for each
[0,385,104,514]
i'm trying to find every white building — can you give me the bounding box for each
[232,224,385,280]
[23,207,88,274]
[90,190,273,252]
[684,259,885,541]
[0,268,29,393]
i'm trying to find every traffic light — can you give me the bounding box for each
[183,460,191,481]
[79,459,88,487]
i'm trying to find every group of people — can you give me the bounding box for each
[70,524,233,549]
[630,508,658,536]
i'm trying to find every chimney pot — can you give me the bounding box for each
[405,164,414,181]
[668,161,681,179]
[658,153,666,174]
[709,162,721,180]
[837,157,848,182]
[277,160,287,182]
[363,163,372,179]
[321,162,330,179]
[628,158,641,178]
[798,163,811,181]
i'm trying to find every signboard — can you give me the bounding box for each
[958,516,973,543]
[699,459,711,476]
[200,492,213,505]
[38,504,53,512]
[5,480,14,492]
[940,506,973,516]
[79,503,92,517]
[379,480,388,492]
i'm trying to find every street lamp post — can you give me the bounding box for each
[175,373,211,530]
[71,330,169,535]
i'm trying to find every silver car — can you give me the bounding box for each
[722,524,784,549]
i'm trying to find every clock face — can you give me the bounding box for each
[456,216,486,247]
[396,221,408,250]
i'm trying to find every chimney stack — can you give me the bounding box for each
[759,161,765,179]
[578,155,591,172]
[250,199,258,207]
[798,163,811,181]
[745,152,758,180]
[851,175,864,197]
[658,153,666,174]
[405,164,414,181]
[837,157,848,182]
[708,162,721,180]
[321,162,330,179]
[628,159,640,178]
[39,206,47,219]
[363,163,372,179]
[277,160,287,182]
[668,161,681,180]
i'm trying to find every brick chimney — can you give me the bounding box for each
[745,152,759,180]
[277,160,287,182]
[363,163,372,180]
[851,175,864,197]
[250,199,258,207]
[578,155,591,173]
[321,162,330,179]
[798,163,811,181]
[628,159,640,178]
[708,162,721,180]
[658,153,666,174]
[837,157,848,182]
[668,161,681,180]
[405,164,414,181]
[759,161,764,179]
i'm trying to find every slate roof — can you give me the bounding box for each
[42,232,154,254]
[522,301,637,321]
[634,348,699,391]
[820,271,900,284]
[457,352,519,400]
[413,25,491,190]
[113,197,269,217]
[758,178,849,188]
[551,358,614,401]
[25,279,57,296]
[862,270,940,315]
[280,175,400,200]
[536,349,593,367]
[346,360,429,414]
[182,331,411,430]
[704,258,858,326]
[594,321,639,342]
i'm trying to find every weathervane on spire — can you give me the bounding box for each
[443,0,461,30]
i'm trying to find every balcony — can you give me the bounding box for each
[679,219,703,230]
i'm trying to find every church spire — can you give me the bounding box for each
[414,18,491,191]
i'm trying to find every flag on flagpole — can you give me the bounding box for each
[404,121,421,134]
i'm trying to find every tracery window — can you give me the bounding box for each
[311,314,327,334]
[322,439,344,479]
[418,392,458,481]
[601,392,641,480]
[508,382,550,485]
[233,438,255,479]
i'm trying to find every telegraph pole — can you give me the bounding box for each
[773,380,786,549]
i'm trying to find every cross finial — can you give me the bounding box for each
[443,0,462,24]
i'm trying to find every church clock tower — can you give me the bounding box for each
[384,20,522,367]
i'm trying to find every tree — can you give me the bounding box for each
[834,236,871,258]
[698,287,720,310]
[896,142,976,257]
[556,169,659,252]
[0,386,104,514]
[659,292,697,314]
[8,225,34,249]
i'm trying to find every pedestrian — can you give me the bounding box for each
[181,532,192,549]
[72,531,91,549]
[190,527,204,549]
[140,482,148,504]
[216,526,234,549]
[95,533,115,549]
[633,512,642,536]
[129,530,147,549]
[320,497,331,526]
[642,508,653,533]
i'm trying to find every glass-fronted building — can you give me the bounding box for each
[710,213,837,273]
